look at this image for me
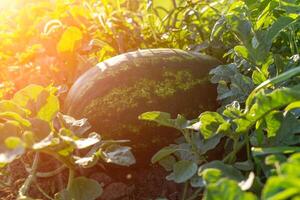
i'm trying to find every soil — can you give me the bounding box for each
[0,153,185,200]
[0,137,229,200]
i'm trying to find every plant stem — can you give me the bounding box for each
[18,152,40,197]
[34,181,55,200]
[222,139,246,163]
[181,182,189,200]
[245,134,251,160]
[25,165,66,178]
[67,169,75,190]
[186,188,203,200]
[171,0,177,8]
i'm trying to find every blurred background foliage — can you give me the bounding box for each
[0,0,298,101]
[0,0,231,98]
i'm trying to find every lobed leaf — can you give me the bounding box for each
[57,26,83,53]
[61,177,102,200]
[151,145,179,164]
[199,112,229,139]
[199,160,244,182]
[100,144,136,167]
[204,178,257,200]
[171,160,198,183]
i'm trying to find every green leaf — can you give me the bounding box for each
[255,1,278,29]
[74,133,101,149]
[234,45,250,60]
[197,134,223,155]
[139,111,188,130]
[252,146,300,157]
[68,177,103,200]
[199,161,244,182]
[252,70,266,85]
[223,101,242,118]
[139,111,171,125]
[4,137,23,149]
[264,111,282,138]
[202,168,222,184]
[57,113,91,136]
[32,133,60,150]
[190,175,205,188]
[253,111,300,147]
[252,121,264,146]
[158,155,176,172]
[0,112,31,127]
[269,112,300,146]
[274,54,285,74]
[172,160,198,183]
[57,26,83,53]
[285,101,300,111]
[261,153,300,199]
[175,143,196,162]
[57,146,74,157]
[236,84,300,133]
[234,160,254,171]
[265,154,287,166]
[251,36,259,49]
[204,178,257,200]
[55,189,71,200]
[265,16,296,46]
[74,155,98,168]
[36,90,60,122]
[281,153,300,177]
[60,131,101,150]
[227,15,252,46]
[100,144,136,166]
[246,66,300,111]
[210,64,254,105]
[151,145,179,163]
[12,85,59,122]
[0,100,29,117]
[199,112,228,139]
[13,85,44,108]
[210,16,226,41]
[262,177,300,200]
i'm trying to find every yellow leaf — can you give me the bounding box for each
[57,26,82,53]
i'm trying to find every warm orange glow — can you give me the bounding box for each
[0,1,16,9]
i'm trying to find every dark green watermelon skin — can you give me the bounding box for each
[65,48,221,164]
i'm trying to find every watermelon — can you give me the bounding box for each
[64,48,221,164]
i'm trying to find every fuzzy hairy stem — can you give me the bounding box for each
[67,169,75,190]
[25,165,66,178]
[181,181,189,200]
[18,153,40,198]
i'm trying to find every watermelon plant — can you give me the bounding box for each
[0,85,135,200]
[142,0,230,59]
[0,0,300,199]
[140,0,300,199]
